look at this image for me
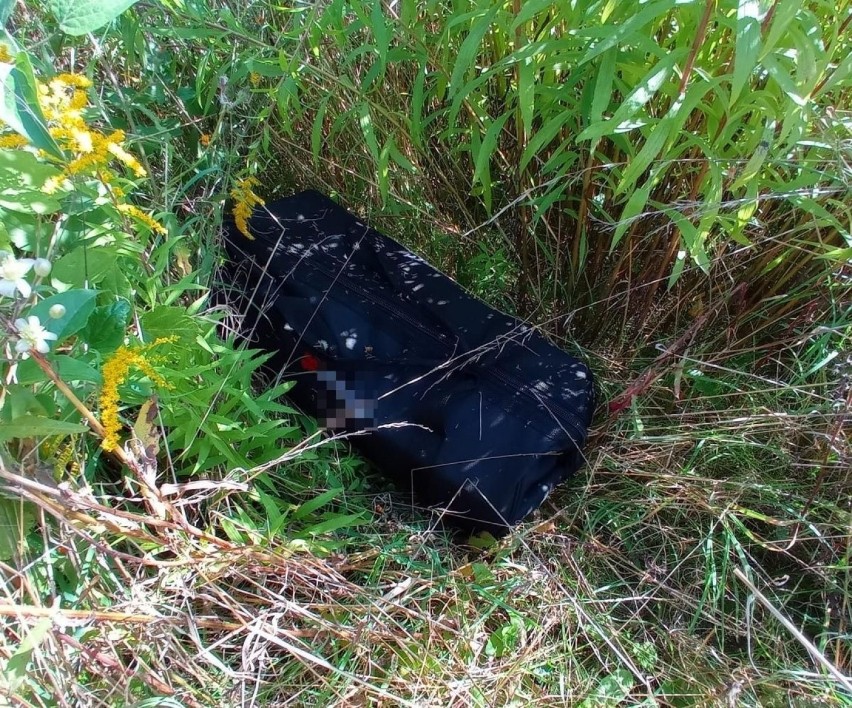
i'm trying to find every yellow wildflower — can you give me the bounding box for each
[106,136,146,177]
[53,440,80,478]
[0,134,29,149]
[249,72,261,87]
[54,73,92,89]
[118,203,167,235]
[200,133,211,147]
[71,128,93,153]
[99,338,173,452]
[230,176,264,240]
[36,74,147,184]
[39,77,88,130]
[62,129,146,179]
[69,88,88,111]
[0,45,13,64]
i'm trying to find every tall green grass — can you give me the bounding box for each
[199,0,852,343]
[0,0,849,706]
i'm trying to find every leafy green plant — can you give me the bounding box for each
[208,0,850,346]
[0,1,849,706]
[0,25,303,567]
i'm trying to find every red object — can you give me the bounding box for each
[608,397,632,414]
[300,353,320,371]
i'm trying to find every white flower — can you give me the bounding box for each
[49,303,66,319]
[14,316,58,358]
[0,251,35,299]
[33,258,52,277]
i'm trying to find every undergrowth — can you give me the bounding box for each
[0,0,850,706]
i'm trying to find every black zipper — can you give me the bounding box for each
[300,258,588,441]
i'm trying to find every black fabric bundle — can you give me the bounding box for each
[220,190,595,534]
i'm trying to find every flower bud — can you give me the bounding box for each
[48,303,66,319]
[33,258,52,277]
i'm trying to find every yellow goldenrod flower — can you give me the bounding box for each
[39,77,87,130]
[54,73,92,89]
[71,128,93,153]
[99,339,173,452]
[69,89,88,112]
[60,130,145,180]
[36,75,148,185]
[53,440,79,478]
[250,72,261,87]
[230,176,264,240]
[0,45,13,64]
[200,133,211,147]
[118,203,167,235]
[0,134,29,149]
[106,135,146,177]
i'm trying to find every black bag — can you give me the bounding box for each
[220,190,594,534]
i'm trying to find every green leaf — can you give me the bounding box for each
[250,484,287,530]
[410,62,426,150]
[520,108,571,173]
[449,4,500,94]
[80,299,131,353]
[578,51,682,142]
[576,0,676,68]
[140,305,199,342]
[28,289,97,342]
[359,0,388,91]
[2,616,51,695]
[813,51,852,98]
[0,415,87,441]
[52,246,117,287]
[0,149,62,214]
[291,488,343,520]
[15,354,102,385]
[510,0,556,29]
[310,94,331,165]
[299,512,365,537]
[760,0,799,58]
[517,56,534,143]
[612,181,652,251]
[615,115,675,196]
[731,0,762,105]
[388,139,416,173]
[0,496,37,562]
[378,139,391,204]
[3,385,48,418]
[579,669,634,707]
[472,112,510,190]
[0,53,63,158]
[0,0,15,26]
[357,102,380,163]
[667,206,710,279]
[616,79,716,197]
[46,0,142,35]
[667,244,688,290]
[2,210,40,251]
[485,614,524,658]
[589,47,617,128]
[729,121,773,191]
[219,516,247,544]
[763,53,807,106]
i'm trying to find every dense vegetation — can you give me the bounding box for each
[0,0,849,705]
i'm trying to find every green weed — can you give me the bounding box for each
[0,0,850,706]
